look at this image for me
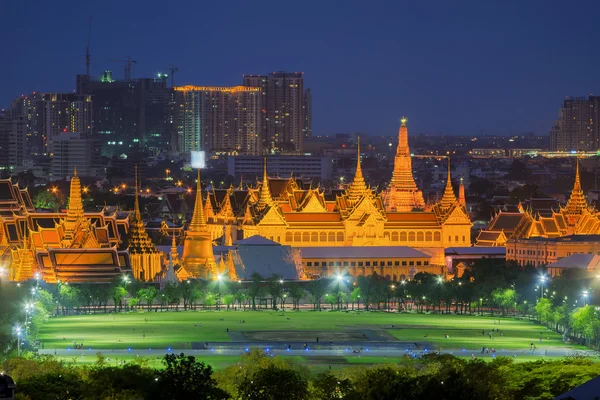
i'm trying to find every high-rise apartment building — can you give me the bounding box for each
[243,72,307,153]
[172,85,262,155]
[303,88,312,138]
[76,72,171,156]
[0,115,27,173]
[49,132,101,180]
[550,96,600,151]
[10,93,91,155]
[10,93,44,155]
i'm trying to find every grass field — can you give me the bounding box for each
[38,310,589,368]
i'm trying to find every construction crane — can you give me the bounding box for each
[166,64,178,87]
[110,56,137,80]
[85,16,92,77]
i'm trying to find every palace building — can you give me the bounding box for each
[476,160,600,248]
[4,168,166,283]
[203,119,472,273]
[5,118,473,283]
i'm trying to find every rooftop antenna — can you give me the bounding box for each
[85,16,92,77]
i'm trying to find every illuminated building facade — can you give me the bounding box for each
[243,72,306,153]
[550,96,600,152]
[205,120,472,270]
[172,86,262,155]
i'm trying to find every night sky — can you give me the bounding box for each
[1,0,599,136]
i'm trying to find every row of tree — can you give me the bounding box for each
[3,349,600,400]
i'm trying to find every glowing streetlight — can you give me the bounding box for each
[14,326,22,356]
[539,275,547,300]
[279,279,284,284]
[583,290,589,306]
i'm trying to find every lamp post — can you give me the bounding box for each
[437,276,444,313]
[538,275,547,301]
[335,274,344,311]
[582,290,589,306]
[15,326,22,357]
[216,275,223,311]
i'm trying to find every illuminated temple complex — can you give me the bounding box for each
[476,160,600,247]
[5,119,473,282]
[204,119,472,274]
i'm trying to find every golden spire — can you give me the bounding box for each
[256,157,273,211]
[226,250,238,281]
[346,136,368,204]
[565,157,588,216]
[439,158,457,208]
[384,117,425,211]
[128,165,158,253]
[189,169,207,231]
[171,230,179,262]
[66,167,84,221]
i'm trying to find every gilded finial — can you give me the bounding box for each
[401,117,407,126]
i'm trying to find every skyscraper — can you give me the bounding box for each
[550,96,600,151]
[42,93,93,153]
[172,85,262,155]
[10,93,92,155]
[10,93,44,155]
[243,72,306,153]
[76,73,171,156]
[303,88,312,138]
[0,114,27,173]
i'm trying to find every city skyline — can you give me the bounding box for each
[2,0,600,137]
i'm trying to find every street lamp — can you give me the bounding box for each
[583,290,589,306]
[539,275,547,300]
[14,326,22,357]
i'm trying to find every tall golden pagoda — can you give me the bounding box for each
[181,169,216,278]
[384,118,426,211]
[128,166,162,281]
[345,137,369,207]
[564,158,589,226]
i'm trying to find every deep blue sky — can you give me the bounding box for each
[1,0,599,136]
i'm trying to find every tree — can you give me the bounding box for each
[164,283,182,311]
[288,283,305,310]
[222,294,234,310]
[16,371,83,400]
[151,353,228,400]
[238,365,308,400]
[307,279,326,310]
[267,276,283,310]
[111,286,127,312]
[138,287,158,311]
[128,297,141,309]
[310,372,356,400]
[535,298,553,326]
[571,306,600,346]
[350,287,361,310]
[33,190,65,211]
[248,273,263,310]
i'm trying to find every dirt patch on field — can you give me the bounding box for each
[242,330,368,342]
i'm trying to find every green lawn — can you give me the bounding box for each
[38,311,584,354]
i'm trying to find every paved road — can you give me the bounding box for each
[38,345,597,360]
